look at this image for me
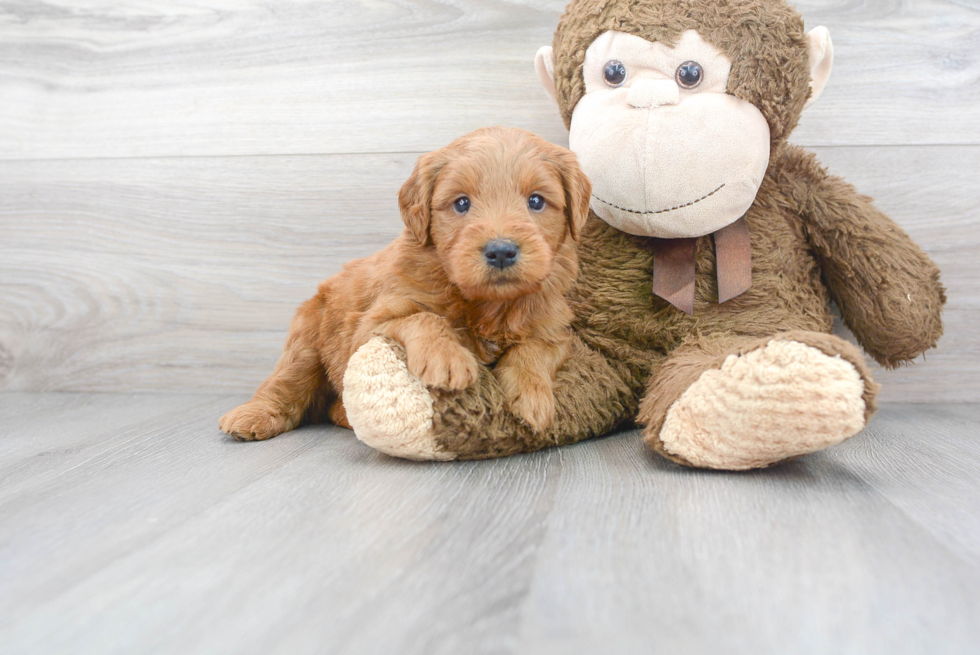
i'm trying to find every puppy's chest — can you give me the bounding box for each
[441,297,527,365]
[473,335,504,365]
[459,320,521,366]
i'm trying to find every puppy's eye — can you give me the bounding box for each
[453,196,470,214]
[528,194,546,212]
[675,61,703,89]
[603,60,627,87]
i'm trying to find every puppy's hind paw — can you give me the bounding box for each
[219,401,294,441]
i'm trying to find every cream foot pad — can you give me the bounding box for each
[343,336,454,461]
[660,339,867,470]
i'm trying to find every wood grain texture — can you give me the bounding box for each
[0,153,412,392]
[1,145,976,400]
[1,393,978,654]
[0,0,977,161]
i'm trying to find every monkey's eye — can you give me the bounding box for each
[528,194,545,212]
[603,60,627,87]
[453,196,470,214]
[675,61,703,89]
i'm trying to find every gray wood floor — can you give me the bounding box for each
[2,393,978,654]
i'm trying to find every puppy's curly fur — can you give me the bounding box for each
[220,127,592,440]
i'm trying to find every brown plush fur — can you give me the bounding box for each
[421,0,945,462]
[220,127,592,440]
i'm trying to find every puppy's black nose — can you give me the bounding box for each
[483,239,520,270]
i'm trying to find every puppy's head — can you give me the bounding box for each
[398,127,591,301]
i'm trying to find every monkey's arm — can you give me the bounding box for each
[343,333,635,460]
[431,335,634,458]
[787,148,946,368]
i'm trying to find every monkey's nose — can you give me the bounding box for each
[627,79,679,109]
[483,239,520,270]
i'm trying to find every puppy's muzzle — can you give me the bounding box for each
[483,239,519,270]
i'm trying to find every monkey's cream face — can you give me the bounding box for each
[568,30,770,239]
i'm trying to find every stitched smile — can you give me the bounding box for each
[592,183,725,215]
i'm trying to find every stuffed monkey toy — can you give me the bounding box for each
[341,0,945,469]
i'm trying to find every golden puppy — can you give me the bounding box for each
[220,127,591,441]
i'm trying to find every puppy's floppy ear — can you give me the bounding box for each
[557,150,592,242]
[399,151,442,246]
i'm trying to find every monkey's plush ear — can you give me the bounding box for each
[535,46,558,103]
[398,152,440,246]
[804,26,834,110]
[560,153,592,242]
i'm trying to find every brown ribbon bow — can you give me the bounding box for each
[651,216,752,314]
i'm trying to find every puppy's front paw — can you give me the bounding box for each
[406,340,479,391]
[219,401,293,441]
[507,383,556,433]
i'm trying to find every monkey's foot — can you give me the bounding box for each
[647,339,869,470]
[343,336,456,461]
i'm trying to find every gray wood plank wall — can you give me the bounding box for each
[1,0,978,401]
